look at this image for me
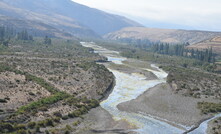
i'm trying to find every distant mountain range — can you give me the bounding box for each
[1,0,221,52]
[104,27,221,44]
[0,0,142,38]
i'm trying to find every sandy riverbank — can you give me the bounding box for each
[75,107,136,134]
[117,83,219,128]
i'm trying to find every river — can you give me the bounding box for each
[81,42,220,134]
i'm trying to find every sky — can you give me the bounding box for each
[72,0,221,31]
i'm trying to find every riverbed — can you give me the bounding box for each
[81,42,220,134]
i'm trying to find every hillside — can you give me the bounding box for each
[187,36,221,54]
[0,0,142,38]
[0,15,74,38]
[104,27,221,44]
[0,39,114,134]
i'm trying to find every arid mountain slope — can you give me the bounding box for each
[0,0,142,37]
[0,1,98,38]
[187,36,221,54]
[104,27,221,44]
[0,15,73,38]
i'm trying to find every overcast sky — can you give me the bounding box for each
[72,0,221,31]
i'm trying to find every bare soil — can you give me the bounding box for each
[118,83,220,127]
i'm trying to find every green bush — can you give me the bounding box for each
[72,120,80,126]
[53,117,60,123]
[198,102,221,114]
[35,125,40,133]
[62,115,69,120]
[17,92,69,114]
[45,118,54,127]
[14,124,26,130]
[72,110,82,117]
[45,130,50,134]
[88,99,99,108]
[65,130,70,134]
[53,111,62,117]
[0,123,14,133]
[28,92,35,96]
[79,106,88,114]
[68,113,75,118]
[16,129,27,134]
[27,122,36,129]
[37,121,45,128]
[65,125,72,130]
[25,74,58,94]
[0,98,7,103]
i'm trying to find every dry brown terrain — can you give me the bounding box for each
[0,71,51,110]
[104,27,221,44]
[187,36,221,54]
[118,83,220,127]
[207,117,221,134]
[0,39,115,134]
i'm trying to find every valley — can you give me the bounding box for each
[0,0,221,134]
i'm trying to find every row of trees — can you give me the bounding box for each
[17,30,33,41]
[0,26,52,46]
[0,26,16,46]
[151,43,215,63]
[0,26,15,41]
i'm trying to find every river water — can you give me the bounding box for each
[81,42,219,134]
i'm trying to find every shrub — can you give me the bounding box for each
[65,130,70,134]
[53,111,62,117]
[198,102,221,114]
[17,129,27,134]
[72,110,82,117]
[14,124,26,130]
[88,99,99,108]
[4,97,10,100]
[28,92,35,96]
[53,117,61,123]
[45,119,54,127]
[45,130,50,134]
[38,106,48,112]
[79,106,88,114]
[68,113,75,118]
[65,125,72,130]
[35,125,40,133]
[62,115,69,120]
[0,98,7,103]
[72,120,80,126]
[27,122,36,129]
[37,121,45,128]
[17,92,69,114]
[0,123,14,133]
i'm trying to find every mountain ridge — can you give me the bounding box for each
[0,0,142,38]
[104,27,221,44]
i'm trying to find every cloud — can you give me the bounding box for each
[72,0,221,31]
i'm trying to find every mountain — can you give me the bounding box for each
[104,27,221,44]
[187,36,221,54]
[0,0,142,38]
[0,15,74,38]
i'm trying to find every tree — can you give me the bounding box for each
[44,36,52,45]
[17,30,33,41]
